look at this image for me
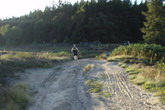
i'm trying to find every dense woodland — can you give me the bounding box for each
[0,0,164,45]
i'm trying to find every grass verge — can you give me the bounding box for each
[108,55,165,104]
[0,44,72,110]
[0,83,32,110]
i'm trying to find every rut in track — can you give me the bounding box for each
[16,59,165,110]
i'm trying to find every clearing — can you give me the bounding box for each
[15,59,165,110]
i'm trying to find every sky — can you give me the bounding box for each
[0,0,144,19]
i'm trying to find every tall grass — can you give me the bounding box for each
[0,51,70,60]
[8,83,31,110]
[109,43,165,103]
[0,83,31,110]
[110,44,165,61]
[0,51,71,78]
[124,62,165,103]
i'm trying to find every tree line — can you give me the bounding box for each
[0,0,164,46]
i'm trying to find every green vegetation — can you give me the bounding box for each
[108,43,165,103]
[0,44,102,81]
[0,0,164,107]
[0,44,71,110]
[0,44,103,110]
[85,79,111,98]
[0,51,70,79]
[96,53,107,60]
[85,80,103,93]
[117,62,128,68]
[0,83,32,110]
[110,44,165,62]
[99,91,112,98]
[141,0,165,45]
[0,0,147,45]
[125,64,141,75]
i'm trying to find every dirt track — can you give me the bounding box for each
[16,59,165,110]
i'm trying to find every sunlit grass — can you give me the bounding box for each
[106,43,165,103]
[14,52,34,59]
[125,64,141,75]
[96,53,107,60]
[107,55,133,62]
[85,80,103,93]
[37,51,70,59]
[0,54,14,60]
[83,64,93,73]
[0,50,72,79]
[117,62,128,68]
[123,59,165,103]
[85,79,112,99]
[110,44,165,61]
[143,80,157,90]
[0,51,70,61]
[99,91,112,98]
[131,74,146,85]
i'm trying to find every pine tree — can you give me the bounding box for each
[141,0,165,45]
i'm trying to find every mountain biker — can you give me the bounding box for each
[71,44,80,60]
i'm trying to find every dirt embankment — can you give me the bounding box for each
[16,59,165,110]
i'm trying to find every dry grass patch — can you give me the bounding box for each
[85,80,103,93]
[125,63,165,103]
[85,79,111,98]
[83,64,93,73]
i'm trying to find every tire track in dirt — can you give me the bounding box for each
[84,61,165,110]
[15,59,165,110]
[100,62,165,110]
[16,60,93,110]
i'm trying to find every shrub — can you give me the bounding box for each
[8,83,31,109]
[155,61,165,74]
[110,44,165,61]
[0,83,31,110]
[110,43,165,103]
[6,101,20,110]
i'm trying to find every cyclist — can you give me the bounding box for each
[71,44,80,60]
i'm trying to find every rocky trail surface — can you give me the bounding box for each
[16,59,165,110]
